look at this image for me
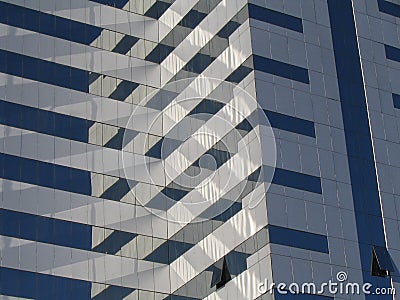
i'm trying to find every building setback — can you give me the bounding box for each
[1,0,400,299]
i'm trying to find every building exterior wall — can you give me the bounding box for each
[1,0,400,299]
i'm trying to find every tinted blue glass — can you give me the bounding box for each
[169,240,194,263]
[0,100,94,143]
[374,246,395,272]
[327,0,390,291]
[2,152,21,181]
[112,36,139,54]
[146,241,169,264]
[146,43,175,64]
[272,168,322,194]
[161,187,189,202]
[100,178,131,201]
[253,55,309,84]
[393,93,400,109]
[145,1,172,19]
[0,209,92,250]
[191,148,231,169]
[108,81,139,101]
[0,153,92,195]
[385,44,400,62]
[179,9,207,29]
[265,110,315,137]
[377,0,400,18]
[211,201,242,222]
[248,4,303,33]
[0,2,102,45]
[146,137,164,159]
[92,285,135,300]
[183,53,214,74]
[268,225,329,253]
[104,128,137,150]
[145,240,194,264]
[226,65,253,83]
[0,267,91,300]
[217,20,241,38]
[92,230,136,254]
[225,250,249,275]
[0,208,20,237]
[209,263,222,288]
[0,49,89,92]
[236,118,253,132]
[189,99,225,115]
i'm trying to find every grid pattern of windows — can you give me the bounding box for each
[1,0,400,299]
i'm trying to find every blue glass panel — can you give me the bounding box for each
[145,1,172,19]
[146,241,169,264]
[0,100,93,143]
[374,246,395,272]
[253,55,309,84]
[92,285,135,300]
[392,93,400,109]
[108,81,138,101]
[226,65,253,83]
[248,4,303,33]
[385,44,400,62]
[217,20,241,38]
[225,250,249,275]
[268,225,329,253]
[210,201,241,222]
[161,187,189,202]
[183,53,214,74]
[0,267,91,300]
[179,9,207,29]
[0,49,89,92]
[0,2,102,45]
[103,128,137,150]
[188,99,224,115]
[168,240,194,263]
[92,230,136,254]
[146,137,164,159]
[146,43,175,64]
[327,0,390,291]
[0,153,92,195]
[272,168,322,194]
[100,178,131,201]
[112,36,139,54]
[0,209,92,250]
[377,0,400,18]
[145,240,195,264]
[265,110,315,137]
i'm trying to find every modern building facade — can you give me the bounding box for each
[1,0,400,299]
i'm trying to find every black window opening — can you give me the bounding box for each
[211,257,232,289]
[371,246,395,277]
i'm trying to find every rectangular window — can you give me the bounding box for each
[253,55,309,84]
[0,153,92,195]
[265,110,315,137]
[385,44,400,62]
[377,0,400,18]
[248,4,303,33]
[267,225,329,253]
[393,93,400,109]
[272,168,322,194]
[0,49,89,92]
[0,2,102,45]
